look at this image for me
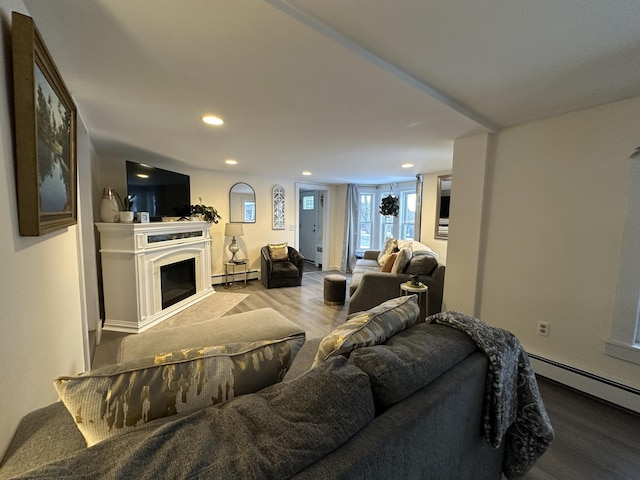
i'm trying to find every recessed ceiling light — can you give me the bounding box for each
[202,115,224,126]
[302,171,312,176]
[225,159,237,165]
[401,163,415,168]
[136,173,149,179]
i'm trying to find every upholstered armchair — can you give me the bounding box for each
[260,244,305,288]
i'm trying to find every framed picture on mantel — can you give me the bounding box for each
[12,12,77,236]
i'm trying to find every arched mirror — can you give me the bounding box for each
[435,175,451,239]
[229,182,256,223]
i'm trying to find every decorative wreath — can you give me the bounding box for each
[379,194,400,217]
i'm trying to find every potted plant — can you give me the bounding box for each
[191,197,221,224]
[115,191,135,223]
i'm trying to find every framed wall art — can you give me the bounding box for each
[12,12,77,236]
[272,184,285,230]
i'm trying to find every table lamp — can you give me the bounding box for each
[225,223,244,263]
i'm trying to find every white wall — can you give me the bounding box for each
[0,1,87,455]
[443,134,490,312]
[97,157,345,275]
[447,96,640,407]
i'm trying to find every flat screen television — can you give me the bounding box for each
[126,161,191,221]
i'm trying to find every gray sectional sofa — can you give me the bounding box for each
[349,241,445,316]
[1,302,550,479]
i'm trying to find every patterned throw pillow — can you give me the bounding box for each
[312,295,420,367]
[54,335,305,446]
[268,242,289,261]
[377,237,398,267]
[391,246,412,274]
[380,252,398,272]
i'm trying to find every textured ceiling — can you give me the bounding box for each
[22,0,640,184]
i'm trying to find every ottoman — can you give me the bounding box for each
[324,274,347,306]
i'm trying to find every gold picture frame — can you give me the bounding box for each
[12,12,77,236]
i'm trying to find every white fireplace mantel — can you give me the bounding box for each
[96,221,215,333]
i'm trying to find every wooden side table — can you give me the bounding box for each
[400,282,429,321]
[224,260,248,289]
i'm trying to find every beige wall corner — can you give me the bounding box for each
[442,133,491,315]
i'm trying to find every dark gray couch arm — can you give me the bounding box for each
[348,266,445,317]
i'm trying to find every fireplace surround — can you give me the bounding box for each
[96,221,214,333]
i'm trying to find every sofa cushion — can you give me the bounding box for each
[380,252,397,272]
[119,308,304,363]
[353,259,380,273]
[404,252,439,276]
[349,323,477,410]
[54,336,304,446]
[377,237,398,267]
[26,357,375,479]
[391,246,412,273]
[272,261,300,278]
[312,295,420,367]
[268,242,289,261]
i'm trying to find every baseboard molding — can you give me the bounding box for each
[528,353,640,414]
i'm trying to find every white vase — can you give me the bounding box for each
[100,187,119,223]
[119,211,135,223]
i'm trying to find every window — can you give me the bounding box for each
[357,193,373,251]
[400,191,416,241]
[356,182,416,255]
[605,155,640,365]
[302,195,314,210]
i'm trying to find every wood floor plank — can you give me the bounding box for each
[223,270,349,340]
[523,378,640,479]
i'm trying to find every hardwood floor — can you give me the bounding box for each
[524,378,640,480]
[229,272,640,480]
[223,269,348,340]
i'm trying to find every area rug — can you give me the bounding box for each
[150,290,248,331]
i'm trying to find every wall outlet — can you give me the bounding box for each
[537,321,550,336]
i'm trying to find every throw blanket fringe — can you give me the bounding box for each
[426,311,554,479]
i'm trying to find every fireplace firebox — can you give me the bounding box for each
[161,258,196,309]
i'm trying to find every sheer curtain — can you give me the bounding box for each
[340,184,359,273]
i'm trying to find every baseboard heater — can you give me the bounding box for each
[528,352,640,414]
[211,269,260,286]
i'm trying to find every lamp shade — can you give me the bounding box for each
[225,223,244,237]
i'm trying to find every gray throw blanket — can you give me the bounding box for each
[427,311,554,479]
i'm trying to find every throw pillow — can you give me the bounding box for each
[404,253,439,276]
[377,237,398,267]
[380,252,398,272]
[268,242,289,261]
[54,335,305,446]
[349,323,477,410]
[312,295,420,367]
[408,240,438,258]
[391,246,412,274]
